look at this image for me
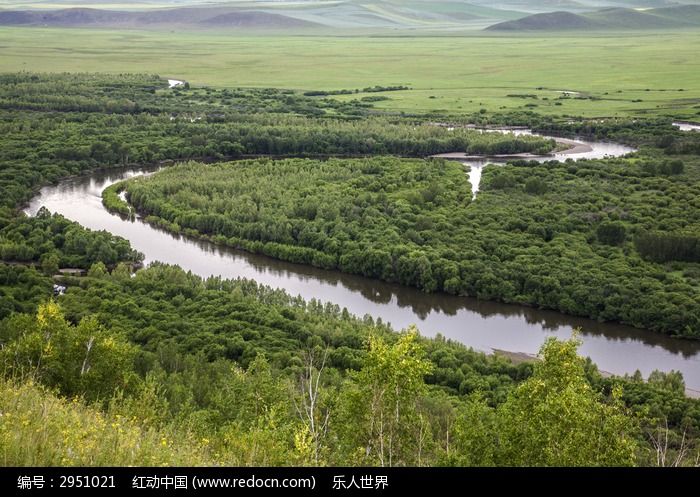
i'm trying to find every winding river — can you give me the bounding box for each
[24,133,700,392]
[434,127,636,196]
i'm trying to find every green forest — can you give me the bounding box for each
[1,73,700,467]
[113,154,699,337]
[2,264,699,466]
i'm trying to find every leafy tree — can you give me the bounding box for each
[597,221,627,246]
[647,370,685,395]
[0,301,136,402]
[496,337,638,466]
[338,327,433,466]
[524,176,547,195]
[87,262,108,279]
[448,395,497,466]
[635,231,700,263]
[668,159,685,175]
[40,252,60,275]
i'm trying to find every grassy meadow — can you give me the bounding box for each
[0,27,699,118]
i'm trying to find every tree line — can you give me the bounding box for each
[0,72,551,321]
[115,155,700,337]
[2,264,698,466]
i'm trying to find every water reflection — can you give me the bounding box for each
[25,161,700,388]
[463,133,636,195]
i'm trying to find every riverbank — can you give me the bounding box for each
[23,135,698,391]
[431,135,593,160]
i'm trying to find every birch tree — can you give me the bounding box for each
[340,327,433,466]
[293,347,332,465]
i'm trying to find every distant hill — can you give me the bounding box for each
[651,3,700,23]
[485,10,598,30]
[486,4,700,30]
[2,1,700,31]
[0,7,323,29]
[467,0,699,13]
[585,7,694,28]
[0,2,527,31]
[199,12,317,28]
[473,0,589,12]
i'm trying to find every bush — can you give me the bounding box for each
[524,177,547,195]
[597,222,627,246]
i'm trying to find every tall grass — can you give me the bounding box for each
[0,379,209,466]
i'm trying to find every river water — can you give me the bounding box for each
[24,137,700,391]
[674,122,700,132]
[462,129,635,196]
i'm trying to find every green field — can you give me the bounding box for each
[1,27,699,118]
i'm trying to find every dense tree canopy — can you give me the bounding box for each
[2,267,698,466]
[115,154,700,337]
[0,73,554,213]
[0,207,142,271]
[0,73,552,292]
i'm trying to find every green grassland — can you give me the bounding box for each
[0,27,699,118]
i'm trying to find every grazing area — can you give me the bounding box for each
[0,29,699,118]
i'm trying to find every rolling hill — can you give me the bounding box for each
[0,6,323,29]
[0,1,526,30]
[486,4,700,30]
[485,10,598,29]
[2,1,700,30]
